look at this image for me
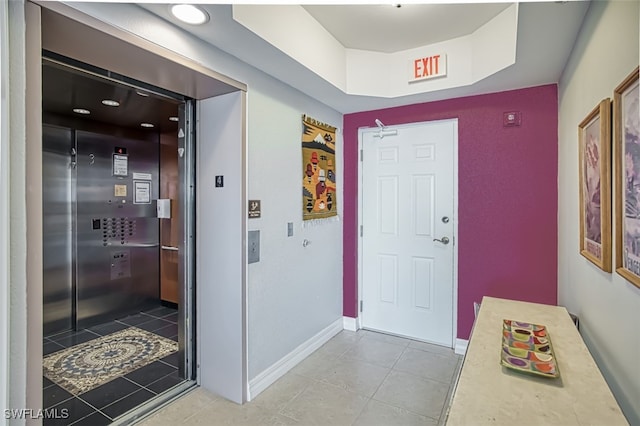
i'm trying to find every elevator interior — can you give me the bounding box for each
[42,54,184,336]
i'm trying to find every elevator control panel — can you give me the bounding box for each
[110,250,131,280]
[100,217,137,246]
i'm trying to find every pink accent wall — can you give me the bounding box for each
[343,85,558,340]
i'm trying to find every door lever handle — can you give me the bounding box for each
[433,237,450,245]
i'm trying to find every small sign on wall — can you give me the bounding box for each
[248,200,261,219]
[114,184,127,197]
[134,181,151,204]
[409,53,447,83]
[113,154,129,176]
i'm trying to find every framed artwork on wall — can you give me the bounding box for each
[614,66,640,287]
[579,98,612,272]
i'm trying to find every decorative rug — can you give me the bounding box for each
[43,327,178,395]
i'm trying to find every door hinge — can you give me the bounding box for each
[360,149,363,162]
[360,300,363,312]
[360,225,363,237]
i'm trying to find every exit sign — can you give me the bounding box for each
[409,54,447,83]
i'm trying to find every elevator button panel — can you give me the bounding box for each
[110,250,131,280]
[100,217,137,246]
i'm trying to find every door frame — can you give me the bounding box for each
[357,119,459,348]
[0,0,10,418]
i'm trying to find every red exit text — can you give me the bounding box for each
[409,54,447,82]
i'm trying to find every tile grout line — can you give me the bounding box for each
[350,339,410,426]
[135,369,181,395]
[43,392,75,411]
[84,328,103,338]
[146,330,457,426]
[78,366,183,423]
[67,395,112,424]
[46,322,178,421]
[273,375,315,422]
[367,341,458,423]
[43,309,179,424]
[85,377,147,420]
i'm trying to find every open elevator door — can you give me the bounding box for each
[35,4,248,411]
[41,55,197,383]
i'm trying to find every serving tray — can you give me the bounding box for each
[500,319,560,378]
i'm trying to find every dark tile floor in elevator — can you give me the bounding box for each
[43,305,183,425]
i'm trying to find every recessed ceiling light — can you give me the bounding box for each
[170,4,209,25]
[140,123,155,128]
[169,116,179,122]
[102,99,120,107]
[73,108,91,115]
[136,91,149,97]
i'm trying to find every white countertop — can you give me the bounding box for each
[446,296,628,425]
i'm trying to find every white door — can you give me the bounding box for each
[360,119,456,346]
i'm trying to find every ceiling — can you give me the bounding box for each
[302,4,512,53]
[140,2,590,113]
[43,58,182,133]
[139,1,589,113]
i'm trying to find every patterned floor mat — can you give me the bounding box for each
[43,327,178,395]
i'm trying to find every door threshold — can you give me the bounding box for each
[113,381,198,425]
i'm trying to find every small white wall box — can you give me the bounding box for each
[157,199,171,219]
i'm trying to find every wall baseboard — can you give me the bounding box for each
[247,317,343,401]
[454,338,468,356]
[342,316,360,332]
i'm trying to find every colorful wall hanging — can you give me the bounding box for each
[302,115,337,222]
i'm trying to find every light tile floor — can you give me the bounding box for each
[139,329,462,426]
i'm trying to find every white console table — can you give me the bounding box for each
[445,296,628,425]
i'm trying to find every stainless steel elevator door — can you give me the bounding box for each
[43,125,74,336]
[75,130,160,328]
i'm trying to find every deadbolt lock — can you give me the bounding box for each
[442,216,450,223]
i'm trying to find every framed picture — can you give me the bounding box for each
[614,66,640,287]
[579,98,612,271]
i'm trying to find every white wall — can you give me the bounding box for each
[233,4,518,99]
[7,0,28,418]
[245,70,343,378]
[0,0,10,422]
[64,2,343,383]
[558,1,640,424]
[197,92,246,403]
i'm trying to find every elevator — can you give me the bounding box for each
[31,3,249,411]
[42,55,186,335]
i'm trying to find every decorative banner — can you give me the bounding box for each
[302,115,337,221]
